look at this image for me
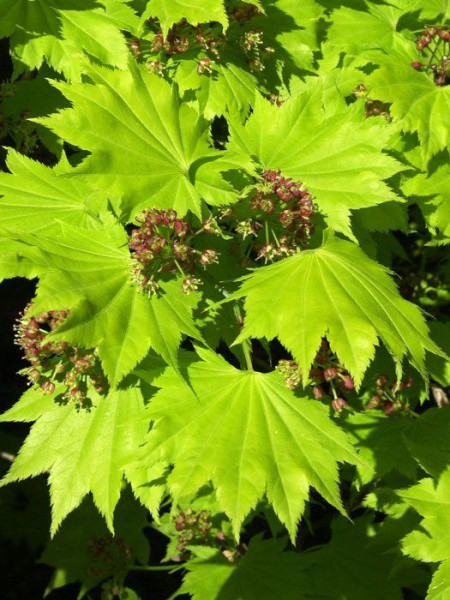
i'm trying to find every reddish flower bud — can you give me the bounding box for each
[41,380,56,395]
[342,374,354,390]
[411,61,422,69]
[309,367,324,383]
[324,367,338,381]
[199,249,219,267]
[384,400,395,416]
[376,374,388,387]
[332,398,347,413]
[313,385,325,399]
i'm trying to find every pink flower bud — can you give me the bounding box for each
[313,385,325,399]
[324,367,338,381]
[332,398,347,413]
[384,400,395,416]
[411,61,422,69]
[342,375,354,390]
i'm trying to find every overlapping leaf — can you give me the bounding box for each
[0,384,149,533]
[368,51,450,163]
[180,516,417,600]
[403,156,450,245]
[401,467,450,600]
[231,235,443,387]
[0,150,103,233]
[142,0,229,36]
[228,90,403,238]
[327,0,418,56]
[37,61,239,218]
[0,0,136,78]
[9,218,201,385]
[142,348,358,540]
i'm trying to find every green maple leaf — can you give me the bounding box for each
[251,0,325,73]
[41,489,148,598]
[402,156,450,245]
[326,0,417,56]
[0,384,149,533]
[417,0,450,20]
[176,54,258,120]
[343,407,450,486]
[142,0,229,36]
[342,413,419,484]
[401,467,450,600]
[367,50,450,163]
[0,0,135,79]
[142,348,358,540]
[228,90,403,238]
[427,321,450,387]
[179,516,416,599]
[402,407,450,479]
[0,66,67,155]
[230,234,443,387]
[37,61,238,218]
[11,218,201,385]
[0,150,103,234]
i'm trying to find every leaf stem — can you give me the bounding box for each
[241,339,254,371]
[129,565,181,572]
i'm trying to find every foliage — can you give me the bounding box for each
[0,1,449,599]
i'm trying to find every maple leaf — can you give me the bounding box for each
[417,0,450,20]
[250,0,325,73]
[37,61,238,219]
[142,348,358,540]
[142,0,229,36]
[402,156,450,245]
[228,90,403,238]
[0,384,149,534]
[0,0,135,79]
[175,53,258,120]
[0,150,103,234]
[179,516,417,599]
[367,50,450,163]
[10,218,201,385]
[230,234,444,387]
[342,412,419,484]
[326,0,417,56]
[40,490,148,598]
[401,467,450,600]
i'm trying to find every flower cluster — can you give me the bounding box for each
[14,305,107,409]
[229,3,262,23]
[367,374,414,415]
[129,209,219,296]
[276,340,355,413]
[148,21,224,60]
[172,508,228,561]
[412,27,450,86]
[240,29,274,71]
[354,85,390,119]
[87,534,133,579]
[231,169,315,263]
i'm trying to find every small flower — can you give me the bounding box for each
[197,57,214,74]
[342,374,354,390]
[376,374,388,387]
[313,385,325,399]
[199,249,219,267]
[384,400,395,416]
[332,398,347,413]
[41,380,56,395]
[182,276,201,294]
[129,39,141,58]
[323,367,338,381]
